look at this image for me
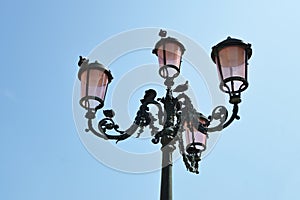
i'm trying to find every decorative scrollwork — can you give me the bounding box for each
[98,117,124,135]
[207,103,240,132]
[211,106,228,122]
[207,106,228,132]
[134,108,151,127]
[148,113,160,136]
[151,88,181,144]
[84,89,164,142]
[82,82,241,174]
[186,153,201,174]
[134,89,162,127]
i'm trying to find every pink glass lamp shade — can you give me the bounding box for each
[78,60,113,110]
[211,37,252,103]
[185,115,209,154]
[152,37,185,79]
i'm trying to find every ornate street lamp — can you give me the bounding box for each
[76,30,252,200]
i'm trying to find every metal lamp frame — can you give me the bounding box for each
[211,37,252,104]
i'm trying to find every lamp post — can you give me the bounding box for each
[76,29,252,200]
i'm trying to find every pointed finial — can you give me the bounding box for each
[159,29,167,37]
[78,56,88,67]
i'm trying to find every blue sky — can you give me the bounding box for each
[1,0,300,200]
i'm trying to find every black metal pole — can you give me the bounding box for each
[160,140,175,200]
[160,88,177,200]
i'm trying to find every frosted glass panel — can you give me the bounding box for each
[219,46,245,68]
[185,122,207,152]
[157,42,183,71]
[217,46,246,92]
[80,69,109,109]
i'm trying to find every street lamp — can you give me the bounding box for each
[78,58,113,110]
[152,29,185,81]
[211,36,252,104]
[76,29,252,200]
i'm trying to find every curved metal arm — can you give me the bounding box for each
[84,108,137,142]
[87,117,138,142]
[84,89,164,143]
[207,103,240,132]
[175,91,241,133]
[223,103,240,128]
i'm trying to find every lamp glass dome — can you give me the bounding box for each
[153,37,185,79]
[185,117,208,153]
[217,45,246,93]
[211,37,252,95]
[78,62,112,110]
